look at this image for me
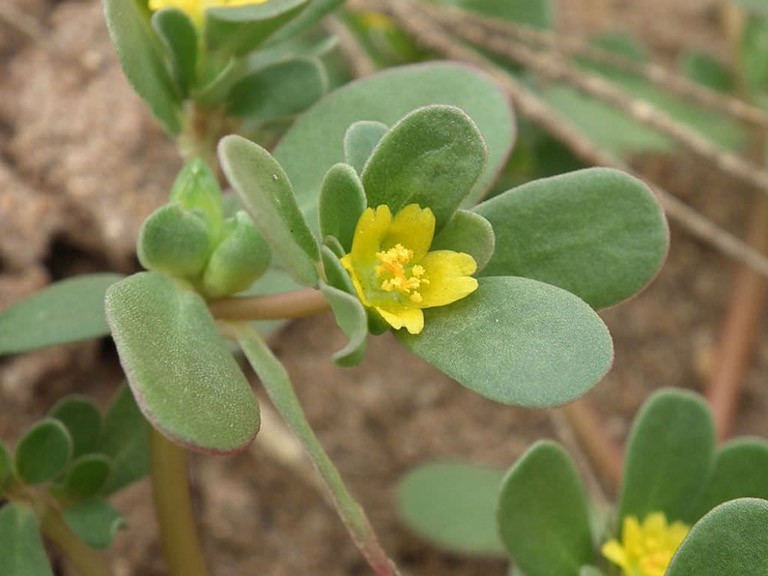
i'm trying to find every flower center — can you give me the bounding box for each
[375,244,429,303]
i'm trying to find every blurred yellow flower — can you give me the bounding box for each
[340,204,478,335]
[602,512,690,576]
[149,0,268,25]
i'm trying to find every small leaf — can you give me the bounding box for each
[319,163,366,252]
[319,280,367,367]
[618,389,715,524]
[0,274,124,355]
[219,135,319,287]
[49,396,102,459]
[362,105,488,230]
[398,277,613,407]
[666,498,768,576]
[169,158,224,240]
[344,121,389,175]
[99,384,150,495]
[62,499,125,550]
[431,210,495,272]
[227,57,326,120]
[498,441,594,576]
[0,502,53,576]
[62,455,112,500]
[105,272,260,454]
[152,8,197,98]
[103,0,181,135]
[475,168,668,310]
[397,462,506,556]
[267,0,344,44]
[15,419,72,485]
[0,443,11,492]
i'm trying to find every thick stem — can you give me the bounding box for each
[150,428,210,576]
[209,288,330,321]
[40,506,110,576]
[235,323,400,576]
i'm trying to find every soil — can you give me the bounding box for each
[1,0,767,575]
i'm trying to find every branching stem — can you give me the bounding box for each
[40,506,111,576]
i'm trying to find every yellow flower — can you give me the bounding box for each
[148,0,268,25]
[602,513,690,576]
[340,204,478,335]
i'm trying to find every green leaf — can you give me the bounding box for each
[99,384,150,495]
[169,158,224,241]
[320,245,354,293]
[219,135,319,287]
[0,443,11,492]
[49,396,102,459]
[61,455,112,500]
[618,389,715,524]
[319,280,367,367]
[0,503,53,576]
[397,462,506,556]
[742,17,768,94]
[105,272,260,453]
[361,105,488,230]
[319,163,366,252]
[0,274,124,355]
[62,499,125,550]
[274,62,515,216]
[227,57,326,120]
[152,8,197,98]
[344,121,389,175]
[692,439,768,521]
[431,210,495,272]
[475,168,668,310]
[680,51,733,93]
[266,0,344,44]
[497,441,594,576]
[429,0,552,28]
[103,0,181,135]
[398,277,613,407]
[206,0,309,56]
[15,419,72,485]
[666,498,768,576]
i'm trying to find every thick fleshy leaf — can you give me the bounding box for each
[475,168,668,309]
[431,210,495,272]
[319,281,367,367]
[99,384,150,495]
[398,277,613,407]
[219,135,319,287]
[0,274,124,355]
[692,439,768,521]
[344,121,389,176]
[319,163,366,252]
[103,0,181,135]
[152,8,197,98]
[15,419,72,485]
[105,272,260,454]
[666,498,768,576]
[267,0,344,44]
[618,390,715,524]
[362,105,488,230]
[62,455,112,500]
[0,503,53,576]
[49,396,101,459]
[498,441,594,576]
[62,499,125,550]
[227,57,326,119]
[274,62,515,216]
[397,462,506,556]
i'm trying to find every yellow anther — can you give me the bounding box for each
[376,244,429,299]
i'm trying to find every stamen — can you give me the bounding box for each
[375,243,429,300]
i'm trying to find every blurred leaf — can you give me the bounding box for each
[62,455,112,500]
[15,419,72,485]
[742,17,768,95]
[397,462,506,556]
[103,0,181,134]
[580,567,605,576]
[219,135,319,287]
[498,441,594,576]
[62,499,125,550]
[618,389,715,524]
[733,0,768,16]
[105,272,260,454]
[680,51,733,93]
[152,8,197,98]
[319,163,366,252]
[428,0,552,29]
[431,210,495,272]
[344,121,389,176]
[475,168,668,310]
[100,384,150,495]
[362,105,487,230]
[49,396,102,459]
[398,277,613,407]
[267,0,345,44]
[666,498,768,576]
[0,502,53,576]
[0,443,10,492]
[0,274,124,355]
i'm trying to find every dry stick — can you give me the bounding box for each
[324,15,378,78]
[419,4,768,130]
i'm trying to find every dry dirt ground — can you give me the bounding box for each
[1,0,767,575]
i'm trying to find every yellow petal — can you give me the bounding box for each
[376,305,424,334]
[419,250,478,307]
[350,206,391,266]
[601,539,630,570]
[340,254,371,307]
[382,204,435,260]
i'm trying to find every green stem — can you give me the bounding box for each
[235,323,400,576]
[40,506,110,576]
[209,288,330,321]
[150,428,210,576]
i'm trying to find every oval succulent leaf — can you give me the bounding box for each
[431,210,496,272]
[15,419,72,485]
[62,455,113,500]
[62,499,125,551]
[319,163,366,252]
[344,121,389,175]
